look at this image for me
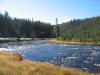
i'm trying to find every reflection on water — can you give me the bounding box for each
[0,40,100,73]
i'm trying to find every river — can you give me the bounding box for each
[0,40,100,73]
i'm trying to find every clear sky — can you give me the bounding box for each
[0,0,100,24]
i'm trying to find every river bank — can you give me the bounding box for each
[0,38,33,43]
[0,51,95,75]
[0,38,53,43]
[48,39,100,45]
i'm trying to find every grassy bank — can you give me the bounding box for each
[0,51,95,75]
[48,39,100,45]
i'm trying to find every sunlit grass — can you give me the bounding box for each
[48,39,98,45]
[0,51,98,75]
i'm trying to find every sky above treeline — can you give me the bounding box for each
[0,0,100,24]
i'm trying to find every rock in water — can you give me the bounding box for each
[13,53,23,61]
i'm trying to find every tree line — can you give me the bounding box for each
[0,11,100,43]
[0,11,56,38]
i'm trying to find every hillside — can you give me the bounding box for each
[0,51,93,75]
[58,16,100,43]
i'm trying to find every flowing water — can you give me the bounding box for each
[0,40,100,73]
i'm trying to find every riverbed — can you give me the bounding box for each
[0,40,100,73]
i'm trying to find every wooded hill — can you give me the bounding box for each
[58,16,100,43]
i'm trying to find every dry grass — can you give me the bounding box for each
[48,39,96,45]
[0,51,98,75]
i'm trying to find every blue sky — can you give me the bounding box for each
[0,0,100,24]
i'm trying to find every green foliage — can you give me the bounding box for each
[59,17,100,43]
[0,11,53,38]
[31,31,36,38]
[0,11,100,41]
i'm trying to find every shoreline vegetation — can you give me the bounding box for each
[0,51,97,75]
[48,39,100,45]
